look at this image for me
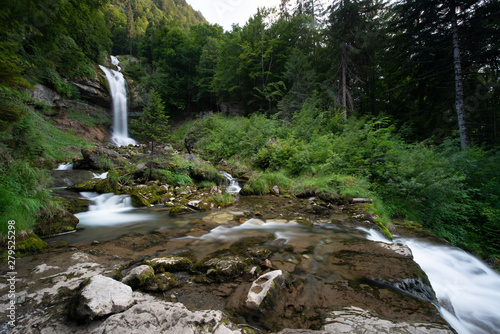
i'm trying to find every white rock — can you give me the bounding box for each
[90,301,242,334]
[74,275,133,320]
[246,270,287,311]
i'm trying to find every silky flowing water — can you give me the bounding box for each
[363,228,500,334]
[99,56,136,147]
[47,167,500,333]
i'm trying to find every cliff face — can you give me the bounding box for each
[72,68,112,110]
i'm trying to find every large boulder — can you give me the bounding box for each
[90,301,243,334]
[35,207,79,237]
[69,275,133,321]
[246,270,289,311]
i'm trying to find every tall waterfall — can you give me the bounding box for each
[99,56,136,147]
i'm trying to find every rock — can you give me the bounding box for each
[69,178,113,194]
[121,265,155,289]
[164,145,175,153]
[90,301,242,334]
[192,255,248,283]
[32,84,66,108]
[246,270,288,311]
[219,159,229,166]
[72,75,111,110]
[144,257,192,273]
[322,306,454,334]
[35,207,79,237]
[145,273,179,292]
[169,204,196,216]
[74,147,126,170]
[271,185,280,195]
[69,275,133,321]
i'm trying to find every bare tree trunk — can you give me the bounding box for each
[450,0,469,150]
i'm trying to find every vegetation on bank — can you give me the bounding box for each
[171,111,500,260]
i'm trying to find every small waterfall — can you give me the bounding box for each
[56,162,73,170]
[99,56,136,147]
[361,228,500,334]
[75,192,150,226]
[219,171,241,194]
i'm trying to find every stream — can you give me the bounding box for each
[46,169,500,334]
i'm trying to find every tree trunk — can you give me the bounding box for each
[450,0,469,150]
[341,42,348,119]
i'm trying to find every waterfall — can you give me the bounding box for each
[361,228,500,334]
[56,162,73,170]
[99,56,136,147]
[75,192,150,226]
[219,171,241,194]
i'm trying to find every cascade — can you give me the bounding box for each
[56,162,73,170]
[99,56,136,147]
[219,171,241,194]
[362,228,500,334]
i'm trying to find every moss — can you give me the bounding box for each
[147,272,179,291]
[191,255,247,283]
[376,221,393,241]
[10,234,48,257]
[122,265,155,289]
[169,204,194,216]
[144,256,192,273]
[59,197,89,214]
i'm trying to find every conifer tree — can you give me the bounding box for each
[131,89,170,153]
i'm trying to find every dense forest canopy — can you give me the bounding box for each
[0,0,499,261]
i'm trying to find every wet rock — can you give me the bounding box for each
[35,207,79,237]
[121,265,155,289]
[322,306,453,333]
[69,275,133,321]
[145,273,179,292]
[58,197,89,214]
[169,204,196,216]
[74,147,126,170]
[246,270,289,311]
[90,301,243,334]
[69,178,113,194]
[192,255,247,283]
[144,256,192,273]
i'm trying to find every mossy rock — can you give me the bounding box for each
[59,197,89,214]
[144,256,192,273]
[10,234,48,257]
[145,272,179,292]
[131,192,151,207]
[192,255,247,283]
[169,204,196,216]
[121,265,155,289]
[376,221,393,240]
[35,208,79,237]
[69,178,113,194]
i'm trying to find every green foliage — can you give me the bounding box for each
[131,89,170,151]
[0,161,52,237]
[157,169,193,186]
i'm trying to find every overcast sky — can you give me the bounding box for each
[186,0,283,31]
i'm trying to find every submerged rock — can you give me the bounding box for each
[246,270,289,311]
[90,301,243,334]
[69,275,133,321]
[145,273,179,292]
[192,255,248,283]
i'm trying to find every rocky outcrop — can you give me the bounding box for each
[69,275,134,322]
[72,74,111,110]
[74,147,127,171]
[32,84,66,108]
[35,207,79,237]
[90,301,243,334]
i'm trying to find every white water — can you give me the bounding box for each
[56,162,73,170]
[362,228,500,334]
[92,172,108,179]
[75,192,151,226]
[99,57,136,147]
[219,171,241,194]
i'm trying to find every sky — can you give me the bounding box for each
[185,0,283,31]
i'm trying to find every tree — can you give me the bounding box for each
[131,89,170,152]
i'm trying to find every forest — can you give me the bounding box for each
[0,0,499,263]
